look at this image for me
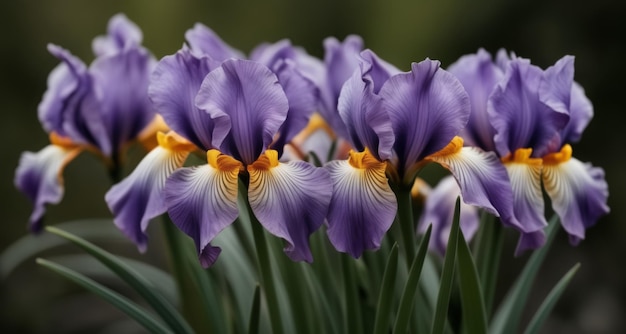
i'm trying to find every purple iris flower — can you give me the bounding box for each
[15,14,156,232]
[441,49,609,252]
[324,49,520,258]
[106,25,329,266]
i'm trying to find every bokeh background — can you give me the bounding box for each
[1,1,624,333]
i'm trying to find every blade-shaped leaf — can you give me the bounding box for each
[489,214,560,334]
[431,198,461,334]
[457,228,488,334]
[374,243,399,334]
[45,226,193,334]
[248,285,261,334]
[36,258,172,334]
[472,212,503,315]
[523,263,581,334]
[393,224,432,334]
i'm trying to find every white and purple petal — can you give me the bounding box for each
[248,150,332,262]
[382,59,470,178]
[164,150,242,268]
[105,133,194,251]
[149,49,228,151]
[426,137,522,230]
[324,151,397,258]
[489,58,569,158]
[417,176,480,255]
[542,146,609,245]
[15,144,82,232]
[196,59,289,165]
[447,49,503,152]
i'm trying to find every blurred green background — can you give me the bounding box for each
[1,1,624,333]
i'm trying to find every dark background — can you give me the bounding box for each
[1,1,624,333]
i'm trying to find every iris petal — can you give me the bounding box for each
[382,59,470,178]
[248,150,332,262]
[184,23,244,61]
[149,49,227,151]
[196,59,289,165]
[502,148,547,234]
[418,176,480,255]
[324,150,397,258]
[164,150,242,268]
[92,13,143,56]
[15,144,82,232]
[426,137,522,230]
[105,132,194,251]
[542,145,609,245]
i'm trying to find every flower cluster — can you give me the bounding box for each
[16,14,609,268]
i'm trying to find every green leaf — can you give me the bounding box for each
[472,212,503,315]
[36,258,173,334]
[342,255,363,334]
[248,285,261,334]
[373,243,399,334]
[45,226,193,334]
[456,228,488,334]
[489,214,560,334]
[1,219,122,278]
[431,197,461,334]
[393,224,432,334]
[523,263,580,334]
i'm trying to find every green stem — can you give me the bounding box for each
[396,187,417,267]
[249,212,284,334]
[341,255,363,334]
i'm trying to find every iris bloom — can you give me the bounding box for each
[442,49,609,252]
[15,14,156,232]
[324,49,520,258]
[107,24,330,267]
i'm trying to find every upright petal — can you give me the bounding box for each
[248,150,332,262]
[489,58,569,158]
[92,14,143,56]
[164,150,242,267]
[88,46,156,157]
[382,59,470,180]
[196,59,289,165]
[426,137,522,230]
[15,141,82,232]
[447,49,503,152]
[418,176,480,255]
[542,145,609,245]
[502,148,547,234]
[561,82,593,144]
[184,23,244,61]
[337,64,393,160]
[359,49,401,94]
[324,150,397,258]
[149,49,228,151]
[105,132,195,251]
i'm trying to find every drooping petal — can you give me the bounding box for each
[447,49,503,152]
[324,150,397,258]
[14,141,82,232]
[337,63,393,160]
[248,150,332,262]
[88,46,156,157]
[417,176,480,255]
[542,145,609,245]
[382,59,470,179]
[502,148,547,234]
[426,136,522,230]
[283,113,341,164]
[489,58,569,158]
[165,150,242,268]
[195,59,289,165]
[149,49,228,151]
[516,230,547,255]
[184,23,244,61]
[92,13,143,56]
[105,132,195,251]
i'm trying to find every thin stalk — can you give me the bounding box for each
[396,187,417,267]
[341,255,363,334]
